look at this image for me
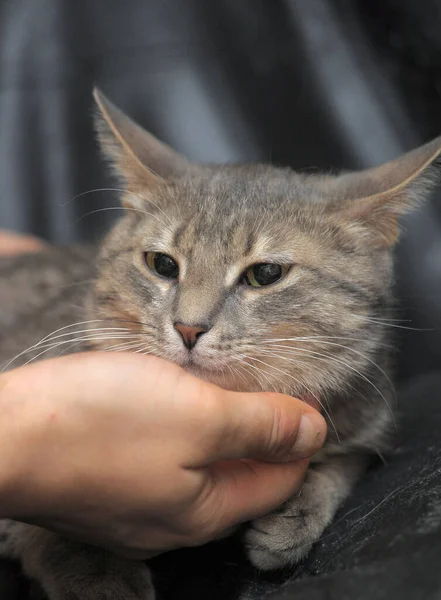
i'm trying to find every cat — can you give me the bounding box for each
[0,87,440,600]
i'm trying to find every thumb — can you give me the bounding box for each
[189,389,327,467]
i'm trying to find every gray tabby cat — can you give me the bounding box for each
[0,88,440,599]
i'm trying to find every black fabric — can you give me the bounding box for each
[1,1,441,599]
[146,372,441,600]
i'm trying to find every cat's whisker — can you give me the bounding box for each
[260,336,393,350]
[236,353,281,392]
[77,207,172,232]
[232,346,320,391]
[61,187,129,207]
[259,347,360,399]
[84,313,161,332]
[46,341,84,360]
[226,362,246,388]
[64,182,175,224]
[58,335,146,360]
[263,344,394,413]
[360,317,411,322]
[354,316,433,332]
[231,355,272,391]
[39,333,140,350]
[101,341,146,353]
[259,346,396,428]
[258,348,371,405]
[2,333,142,372]
[2,336,95,372]
[242,360,278,392]
[119,342,150,352]
[36,320,131,345]
[231,362,254,389]
[39,327,134,345]
[5,328,135,367]
[223,358,249,389]
[258,352,331,405]
[14,342,89,370]
[35,322,153,350]
[216,362,228,388]
[134,343,157,355]
[28,334,143,360]
[137,344,157,357]
[241,354,340,441]
[264,339,395,395]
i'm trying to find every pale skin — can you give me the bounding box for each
[0,232,326,559]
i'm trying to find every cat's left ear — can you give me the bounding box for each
[327,136,441,248]
[93,87,193,199]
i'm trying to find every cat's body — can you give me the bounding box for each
[0,89,439,599]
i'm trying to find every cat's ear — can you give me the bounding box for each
[93,87,192,197]
[327,136,441,247]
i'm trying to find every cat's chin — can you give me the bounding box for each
[183,362,321,400]
[181,363,263,393]
[184,363,233,387]
[180,363,243,391]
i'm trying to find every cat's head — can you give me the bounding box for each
[89,88,441,400]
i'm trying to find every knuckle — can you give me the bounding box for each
[267,402,299,459]
[267,404,285,455]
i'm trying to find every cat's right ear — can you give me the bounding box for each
[93,88,192,204]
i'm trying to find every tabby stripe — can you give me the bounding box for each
[306,266,374,303]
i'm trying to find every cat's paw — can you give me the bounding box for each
[18,527,156,600]
[43,566,155,600]
[245,498,324,571]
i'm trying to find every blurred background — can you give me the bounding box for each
[0,0,440,377]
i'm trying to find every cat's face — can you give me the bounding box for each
[89,89,441,400]
[92,167,391,397]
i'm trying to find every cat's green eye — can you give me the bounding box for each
[145,252,179,279]
[242,263,290,287]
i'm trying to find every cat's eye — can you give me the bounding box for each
[145,252,179,279]
[241,263,289,287]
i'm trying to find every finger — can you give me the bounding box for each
[192,390,326,466]
[205,458,310,532]
[0,230,47,255]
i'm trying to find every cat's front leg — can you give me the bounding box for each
[12,524,155,600]
[245,454,367,570]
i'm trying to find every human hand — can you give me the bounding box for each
[0,352,326,558]
[0,230,47,255]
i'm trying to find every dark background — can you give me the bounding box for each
[1,1,441,599]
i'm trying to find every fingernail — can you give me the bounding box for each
[293,413,325,458]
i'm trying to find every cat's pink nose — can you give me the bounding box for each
[174,322,209,350]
